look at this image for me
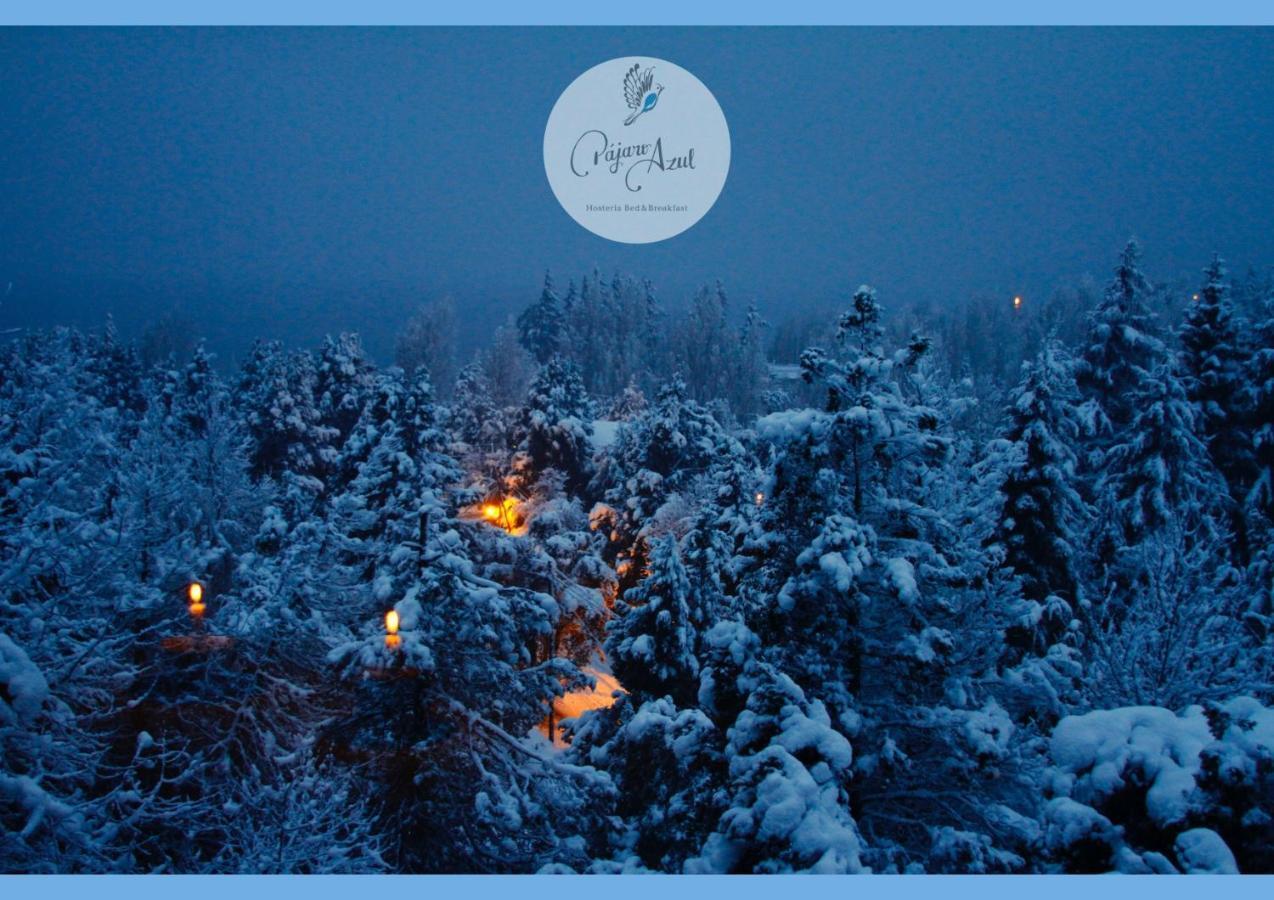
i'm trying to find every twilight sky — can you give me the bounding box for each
[1,27,1271,363]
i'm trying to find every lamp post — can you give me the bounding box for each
[187,582,206,618]
[385,609,401,650]
[162,581,231,652]
[482,497,518,532]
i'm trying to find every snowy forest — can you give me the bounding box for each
[2,240,1274,874]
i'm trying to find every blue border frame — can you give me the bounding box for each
[3,4,1273,897]
[1,1,1272,26]
[5,873,1274,894]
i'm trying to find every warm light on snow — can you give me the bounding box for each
[481,496,520,533]
[543,666,624,747]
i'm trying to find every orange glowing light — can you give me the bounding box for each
[186,582,206,617]
[385,609,401,649]
[1013,295,1022,310]
[481,497,520,532]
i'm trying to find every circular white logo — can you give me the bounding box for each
[543,57,731,244]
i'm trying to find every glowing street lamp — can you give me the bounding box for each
[187,582,206,618]
[384,609,401,650]
[481,497,519,533]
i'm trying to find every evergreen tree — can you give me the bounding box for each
[1076,240,1166,440]
[326,367,459,626]
[984,341,1088,616]
[516,271,564,364]
[590,375,749,590]
[236,346,332,503]
[1179,255,1251,498]
[754,288,1027,868]
[514,355,594,497]
[607,536,699,707]
[451,362,500,452]
[0,332,123,871]
[395,299,458,395]
[328,520,608,872]
[1248,287,1274,520]
[1100,362,1225,545]
[313,332,374,466]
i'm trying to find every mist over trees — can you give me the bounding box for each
[3,242,1274,873]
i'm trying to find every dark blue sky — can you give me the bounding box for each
[1,27,1271,363]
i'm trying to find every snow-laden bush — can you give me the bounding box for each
[1041,697,1274,872]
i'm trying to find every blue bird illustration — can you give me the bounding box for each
[623,64,663,126]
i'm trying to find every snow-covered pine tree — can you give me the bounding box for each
[326,520,609,872]
[1082,362,1250,710]
[671,282,733,405]
[313,332,374,475]
[607,535,699,707]
[750,286,1030,869]
[591,375,745,592]
[517,271,564,364]
[1099,362,1226,547]
[983,340,1089,658]
[395,299,458,395]
[324,367,459,627]
[607,378,648,422]
[1244,287,1274,651]
[85,317,146,418]
[1180,256,1252,495]
[513,354,594,497]
[680,505,741,634]
[571,613,868,873]
[450,362,501,453]
[235,342,333,506]
[687,626,865,874]
[725,302,769,415]
[1250,286,1274,521]
[0,331,124,871]
[1076,240,1166,442]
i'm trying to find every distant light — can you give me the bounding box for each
[1013,295,1022,310]
[1192,293,1200,301]
[754,492,765,506]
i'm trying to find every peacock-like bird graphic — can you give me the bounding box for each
[622,63,663,126]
